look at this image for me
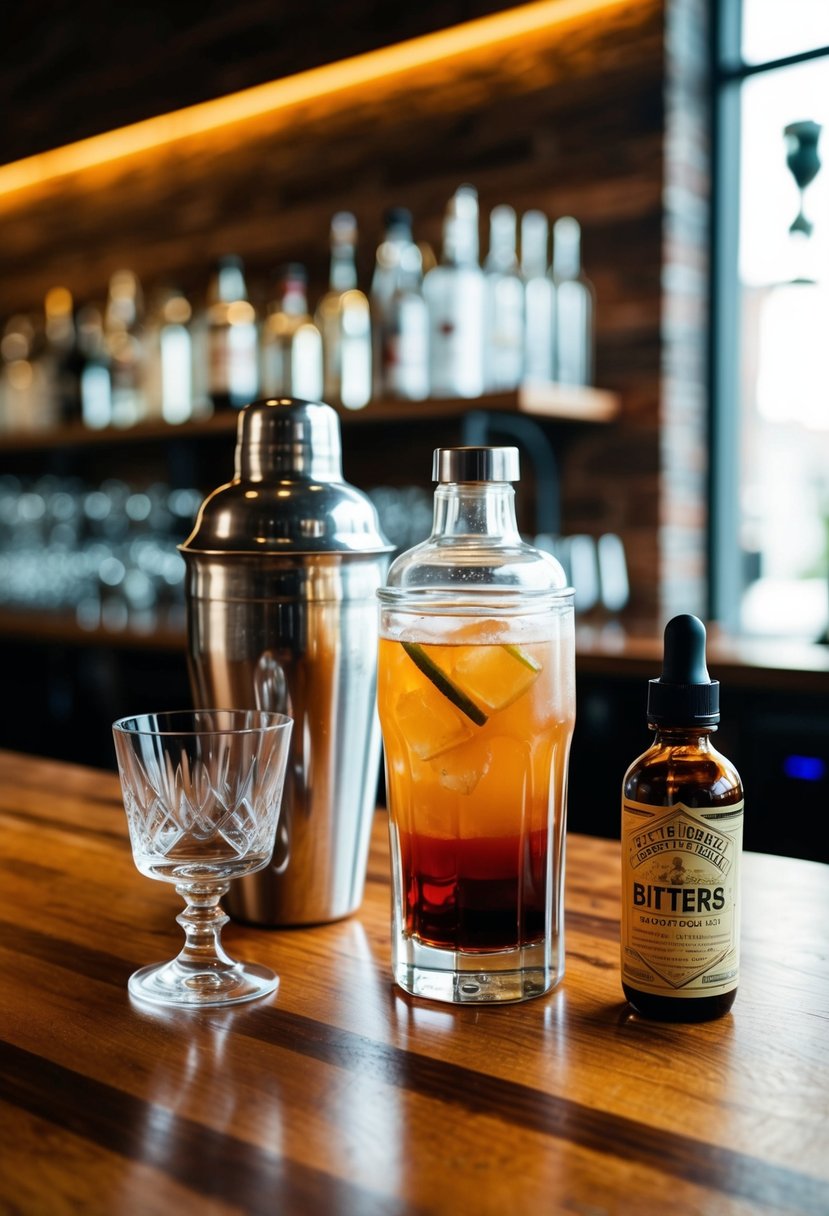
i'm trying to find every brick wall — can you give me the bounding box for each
[0,0,712,626]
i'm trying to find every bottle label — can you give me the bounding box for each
[621,798,743,998]
[425,269,485,397]
[208,327,231,393]
[208,323,258,401]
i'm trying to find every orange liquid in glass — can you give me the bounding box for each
[378,627,574,953]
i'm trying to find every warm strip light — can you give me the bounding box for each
[0,0,632,199]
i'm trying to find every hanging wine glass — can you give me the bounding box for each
[784,119,822,239]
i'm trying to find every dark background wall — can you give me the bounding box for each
[2,0,707,627]
[1,0,718,802]
[4,2,532,162]
[3,3,825,865]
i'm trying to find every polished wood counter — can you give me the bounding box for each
[1,750,827,1215]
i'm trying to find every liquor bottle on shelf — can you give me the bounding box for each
[0,314,56,433]
[423,185,486,398]
[370,207,429,401]
[105,269,147,427]
[44,287,83,425]
[145,287,195,425]
[77,306,113,430]
[315,212,372,410]
[418,240,438,276]
[551,217,595,386]
[188,288,210,419]
[483,204,524,391]
[521,210,555,384]
[206,255,259,411]
[261,264,323,401]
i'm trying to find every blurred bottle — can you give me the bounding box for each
[0,315,54,432]
[370,207,429,401]
[105,269,147,426]
[188,287,210,419]
[316,212,372,410]
[551,217,595,386]
[78,306,113,429]
[145,287,194,424]
[423,185,486,398]
[261,264,323,401]
[484,204,524,391]
[44,287,83,425]
[521,211,555,383]
[206,255,259,410]
[418,240,438,276]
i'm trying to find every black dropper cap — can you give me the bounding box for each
[647,614,720,726]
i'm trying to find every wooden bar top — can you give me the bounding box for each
[1,749,827,1215]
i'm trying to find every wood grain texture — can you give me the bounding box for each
[1,748,827,1215]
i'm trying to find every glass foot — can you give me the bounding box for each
[128,958,278,1008]
[392,935,563,1004]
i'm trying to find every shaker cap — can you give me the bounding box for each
[180,397,392,556]
[433,446,520,483]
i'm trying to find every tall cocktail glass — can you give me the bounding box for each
[377,447,576,1004]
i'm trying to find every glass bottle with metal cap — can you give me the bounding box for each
[181,397,393,926]
[377,446,576,1003]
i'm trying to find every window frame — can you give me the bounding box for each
[707,0,829,629]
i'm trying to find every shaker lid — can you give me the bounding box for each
[433,446,520,483]
[180,397,393,556]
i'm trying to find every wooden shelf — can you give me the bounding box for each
[335,383,620,425]
[0,411,235,454]
[575,623,829,693]
[0,384,619,455]
[0,608,186,651]
[4,607,827,696]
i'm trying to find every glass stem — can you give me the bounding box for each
[174,881,236,970]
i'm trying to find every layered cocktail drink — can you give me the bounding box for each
[378,604,575,1003]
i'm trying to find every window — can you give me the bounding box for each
[711,1,829,638]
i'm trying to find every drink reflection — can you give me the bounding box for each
[117,1002,285,1208]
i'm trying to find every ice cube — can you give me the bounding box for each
[431,741,492,795]
[396,687,473,760]
[451,644,541,713]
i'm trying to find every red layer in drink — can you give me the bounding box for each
[396,827,549,952]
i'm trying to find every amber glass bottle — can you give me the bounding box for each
[620,615,743,1022]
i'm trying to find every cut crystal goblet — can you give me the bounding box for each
[112,708,293,1007]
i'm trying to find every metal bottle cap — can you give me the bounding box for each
[432,446,520,484]
[181,397,392,555]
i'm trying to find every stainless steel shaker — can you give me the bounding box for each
[180,397,392,925]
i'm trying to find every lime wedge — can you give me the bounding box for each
[401,642,488,726]
[503,644,542,672]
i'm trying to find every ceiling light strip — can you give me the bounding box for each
[0,0,630,199]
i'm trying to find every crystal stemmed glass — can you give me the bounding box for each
[112,708,293,1007]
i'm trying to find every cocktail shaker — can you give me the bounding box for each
[180,397,392,925]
